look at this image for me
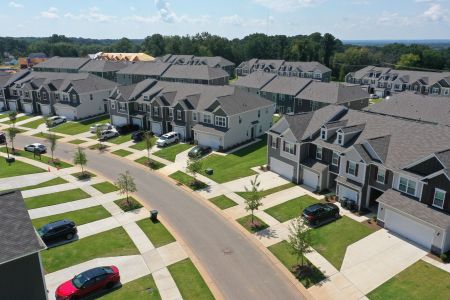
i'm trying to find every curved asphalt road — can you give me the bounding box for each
[16,135,304,300]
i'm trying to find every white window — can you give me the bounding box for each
[42,93,47,100]
[432,87,439,95]
[153,106,159,116]
[111,101,116,109]
[433,189,446,209]
[320,128,327,140]
[348,161,357,176]
[337,133,344,145]
[332,152,339,166]
[377,169,386,184]
[168,108,173,118]
[271,136,278,149]
[316,146,323,160]
[203,114,212,124]
[215,116,226,127]
[192,112,197,121]
[62,94,68,102]
[119,102,127,112]
[398,177,416,196]
[314,72,322,79]
[283,141,296,155]
[177,110,182,120]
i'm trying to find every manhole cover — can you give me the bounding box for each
[222,248,233,255]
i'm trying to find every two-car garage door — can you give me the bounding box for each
[384,209,434,250]
[270,158,294,181]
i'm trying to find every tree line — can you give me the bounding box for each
[1,33,450,81]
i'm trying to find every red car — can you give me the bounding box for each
[55,266,120,300]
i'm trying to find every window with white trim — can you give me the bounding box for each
[348,161,357,176]
[192,112,197,121]
[12,89,17,96]
[398,177,416,196]
[25,91,29,98]
[320,128,327,140]
[316,146,323,160]
[111,101,116,109]
[62,94,68,102]
[215,116,226,127]
[168,108,173,118]
[283,141,296,155]
[433,189,446,209]
[42,93,47,100]
[153,106,159,116]
[176,110,182,120]
[444,88,449,96]
[432,87,439,95]
[332,152,339,166]
[203,114,212,124]
[376,168,386,184]
[119,102,127,112]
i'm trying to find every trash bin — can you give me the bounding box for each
[205,168,213,175]
[150,210,158,222]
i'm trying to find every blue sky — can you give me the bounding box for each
[1,0,449,40]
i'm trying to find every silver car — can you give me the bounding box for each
[24,143,47,153]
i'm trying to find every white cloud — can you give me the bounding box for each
[154,0,177,23]
[253,0,324,12]
[220,14,274,28]
[423,3,448,22]
[64,7,115,23]
[9,1,23,8]
[40,7,59,19]
[377,11,411,26]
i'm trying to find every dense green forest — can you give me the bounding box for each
[1,33,450,80]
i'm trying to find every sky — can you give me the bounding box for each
[1,0,450,40]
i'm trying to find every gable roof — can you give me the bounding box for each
[161,65,229,81]
[261,76,312,96]
[0,191,45,265]
[232,71,277,89]
[116,62,172,77]
[79,60,130,73]
[296,81,369,104]
[33,56,90,70]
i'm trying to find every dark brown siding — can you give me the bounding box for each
[421,174,450,212]
[368,165,393,192]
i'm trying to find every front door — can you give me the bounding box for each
[251,126,255,138]
[166,122,173,132]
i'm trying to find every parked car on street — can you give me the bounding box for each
[24,143,47,153]
[98,129,119,140]
[47,116,67,127]
[302,203,339,226]
[188,145,211,158]
[55,266,120,300]
[131,130,150,142]
[116,124,139,135]
[37,219,77,245]
[90,123,113,133]
[156,132,179,147]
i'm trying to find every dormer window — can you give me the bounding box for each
[433,189,446,209]
[316,146,323,160]
[337,132,344,145]
[320,128,327,140]
[144,95,149,101]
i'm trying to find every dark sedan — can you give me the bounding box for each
[188,145,211,158]
[302,203,339,226]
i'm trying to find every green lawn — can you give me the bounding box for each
[21,118,45,129]
[272,115,282,124]
[25,188,91,209]
[32,132,64,139]
[50,115,110,135]
[114,197,143,212]
[237,215,269,233]
[264,195,319,223]
[136,219,176,248]
[368,260,450,300]
[153,143,192,162]
[201,137,267,183]
[168,259,214,300]
[169,171,207,191]
[0,158,45,178]
[130,136,157,150]
[135,156,166,170]
[71,171,97,180]
[100,274,161,300]
[309,216,375,269]
[1,115,33,124]
[92,182,119,194]
[237,182,296,201]
[370,98,384,105]
[20,177,68,191]
[209,195,238,210]
[107,134,132,145]
[89,143,110,150]
[112,149,133,157]
[0,148,72,168]
[32,205,111,229]
[269,241,326,288]
[41,227,139,273]
[68,139,87,145]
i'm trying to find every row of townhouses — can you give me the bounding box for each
[235,59,332,82]
[108,79,275,150]
[233,71,369,113]
[345,65,450,97]
[267,105,450,255]
[154,54,235,76]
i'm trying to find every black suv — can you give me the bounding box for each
[116,124,139,135]
[302,203,339,227]
[37,219,77,244]
[131,131,152,142]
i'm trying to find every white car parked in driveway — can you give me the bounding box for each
[156,132,179,147]
[47,116,66,127]
[24,143,47,153]
[90,123,113,133]
[98,129,119,140]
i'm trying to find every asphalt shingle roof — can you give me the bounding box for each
[79,60,130,73]
[116,62,172,77]
[161,65,229,81]
[232,71,276,89]
[34,56,90,70]
[296,81,369,104]
[261,76,312,96]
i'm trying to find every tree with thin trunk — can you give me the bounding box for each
[186,157,203,187]
[243,174,263,225]
[46,133,58,163]
[288,217,313,270]
[96,126,104,150]
[116,171,137,207]
[8,111,17,127]
[73,147,87,176]
[44,116,52,129]
[6,127,19,154]
[143,132,154,167]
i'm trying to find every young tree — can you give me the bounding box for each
[186,158,203,186]
[243,175,263,225]
[44,116,52,128]
[116,171,137,207]
[288,217,313,270]
[143,132,154,167]
[6,127,18,154]
[73,147,87,176]
[8,111,17,128]
[46,133,58,162]
[95,126,104,149]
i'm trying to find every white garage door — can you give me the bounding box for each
[174,126,186,140]
[55,107,76,120]
[385,209,434,250]
[112,115,128,127]
[151,122,162,136]
[8,101,17,111]
[196,132,222,150]
[23,103,33,114]
[338,185,359,202]
[303,169,319,190]
[270,158,294,180]
[40,105,51,116]
[131,117,143,128]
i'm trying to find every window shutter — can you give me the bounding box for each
[384,170,389,184]
[294,145,297,155]
[276,138,280,149]
[346,161,349,173]
[355,164,359,176]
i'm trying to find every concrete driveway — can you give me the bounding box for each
[341,229,427,294]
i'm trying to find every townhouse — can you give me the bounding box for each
[108,79,275,150]
[79,60,130,82]
[235,59,331,82]
[345,65,450,97]
[0,69,31,111]
[233,72,369,113]
[33,56,90,73]
[116,62,172,85]
[10,72,117,119]
[155,54,235,76]
[267,105,450,254]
